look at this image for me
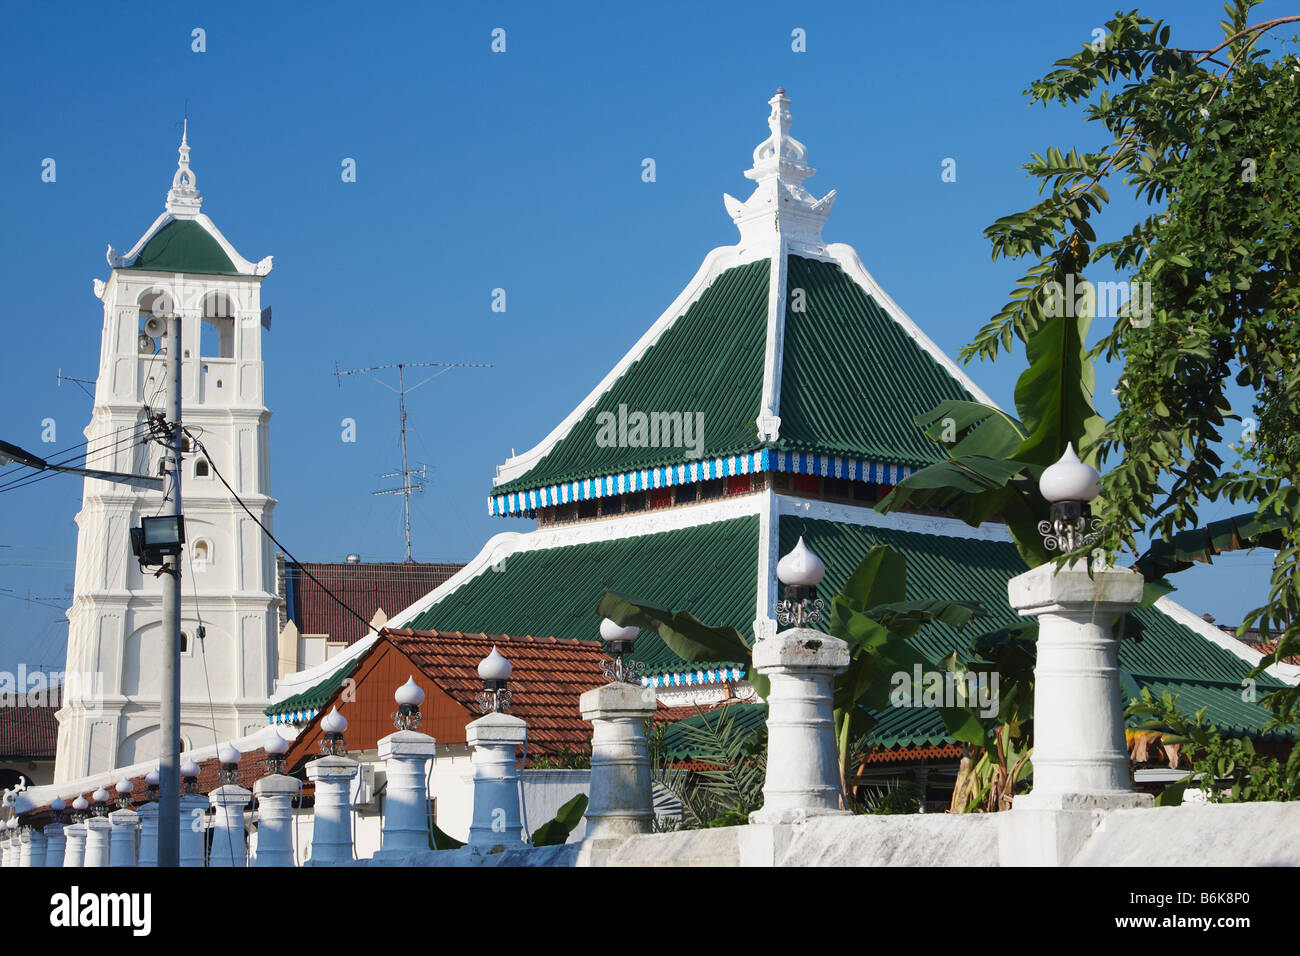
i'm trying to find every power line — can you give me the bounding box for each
[188,430,386,643]
[0,421,151,494]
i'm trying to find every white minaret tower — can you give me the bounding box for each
[55,124,280,781]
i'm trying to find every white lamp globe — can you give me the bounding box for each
[1039,443,1102,503]
[321,707,348,734]
[218,743,241,766]
[72,796,89,811]
[115,779,133,795]
[145,768,160,787]
[50,797,66,812]
[777,536,826,587]
[600,618,639,643]
[180,759,200,778]
[395,676,425,707]
[264,733,290,756]
[5,818,15,830]
[92,787,110,804]
[478,646,513,682]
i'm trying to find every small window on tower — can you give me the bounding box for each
[180,631,189,653]
[195,459,209,478]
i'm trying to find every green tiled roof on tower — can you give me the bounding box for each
[492,259,771,497]
[778,255,976,464]
[123,219,242,276]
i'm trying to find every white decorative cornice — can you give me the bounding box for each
[165,119,203,219]
[723,89,836,253]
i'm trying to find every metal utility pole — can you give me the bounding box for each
[334,361,489,562]
[156,313,183,868]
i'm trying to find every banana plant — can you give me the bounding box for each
[877,310,1106,569]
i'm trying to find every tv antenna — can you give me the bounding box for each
[57,368,96,400]
[334,361,491,562]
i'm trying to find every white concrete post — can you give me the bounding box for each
[83,817,112,867]
[1008,562,1150,810]
[208,785,251,867]
[578,681,656,865]
[252,774,301,867]
[750,627,850,824]
[30,828,48,867]
[304,755,358,866]
[0,833,10,867]
[179,793,208,867]
[43,823,66,868]
[373,730,438,863]
[466,713,527,852]
[62,823,87,867]
[109,809,140,867]
[1000,561,1152,866]
[137,804,158,866]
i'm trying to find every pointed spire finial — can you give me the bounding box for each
[166,119,202,219]
[721,89,836,250]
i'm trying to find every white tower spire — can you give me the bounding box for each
[723,88,836,251]
[165,119,203,219]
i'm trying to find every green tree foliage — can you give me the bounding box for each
[648,704,767,829]
[1127,688,1300,802]
[967,2,1300,720]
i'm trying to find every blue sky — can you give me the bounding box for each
[0,1,1285,671]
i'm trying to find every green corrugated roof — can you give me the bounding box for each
[265,656,360,718]
[779,256,975,465]
[494,254,982,501]
[659,702,768,760]
[124,219,241,276]
[493,260,770,496]
[404,516,760,672]
[783,517,1292,746]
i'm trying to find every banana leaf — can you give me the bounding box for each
[530,792,589,847]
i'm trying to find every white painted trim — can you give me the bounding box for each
[389,495,767,629]
[492,242,766,487]
[777,494,1016,542]
[269,633,380,702]
[16,724,298,814]
[1153,596,1300,686]
[757,235,787,440]
[824,243,999,408]
[755,488,780,640]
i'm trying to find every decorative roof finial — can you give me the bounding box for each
[722,89,836,251]
[166,118,203,219]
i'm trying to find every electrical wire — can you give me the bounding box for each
[189,432,385,642]
[0,421,152,494]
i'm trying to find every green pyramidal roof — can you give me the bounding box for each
[777,255,975,461]
[491,253,978,507]
[123,219,241,276]
[404,515,760,672]
[382,510,1292,747]
[493,259,771,497]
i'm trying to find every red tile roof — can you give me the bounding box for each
[286,561,464,646]
[383,629,608,753]
[0,687,59,760]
